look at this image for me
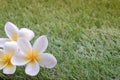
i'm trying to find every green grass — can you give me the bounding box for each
[0,0,120,80]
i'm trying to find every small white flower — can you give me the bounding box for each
[11,35,57,76]
[0,42,18,74]
[0,22,34,47]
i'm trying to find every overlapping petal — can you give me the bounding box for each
[33,35,48,53]
[11,53,29,66]
[5,22,19,41]
[3,65,16,74]
[0,49,4,54]
[25,61,39,76]
[39,53,57,68]
[19,28,34,41]
[0,51,6,70]
[0,38,10,47]
[0,61,7,70]
[4,42,18,54]
[18,39,32,54]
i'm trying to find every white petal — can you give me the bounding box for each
[5,22,19,40]
[11,53,29,66]
[0,61,6,70]
[3,65,16,74]
[18,28,35,41]
[33,35,48,53]
[0,51,6,70]
[0,52,4,60]
[18,38,32,54]
[39,53,57,68]
[0,38,10,47]
[0,49,4,53]
[25,61,39,76]
[4,42,18,54]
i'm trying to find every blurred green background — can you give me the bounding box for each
[0,0,120,80]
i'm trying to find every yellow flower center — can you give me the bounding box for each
[26,51,40,64]
[12,34,18,41]
[2,54,12,66]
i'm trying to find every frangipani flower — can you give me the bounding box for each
[0,42,17,74]
[11,35,57,76]
[0,22,34,47]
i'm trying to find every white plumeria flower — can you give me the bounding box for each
[0,22,34,47]
[0,42,17,74]
[11,35,57,76]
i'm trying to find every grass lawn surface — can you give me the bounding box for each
[0,0,120,80]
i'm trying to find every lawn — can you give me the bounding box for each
[0,0,120,80]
